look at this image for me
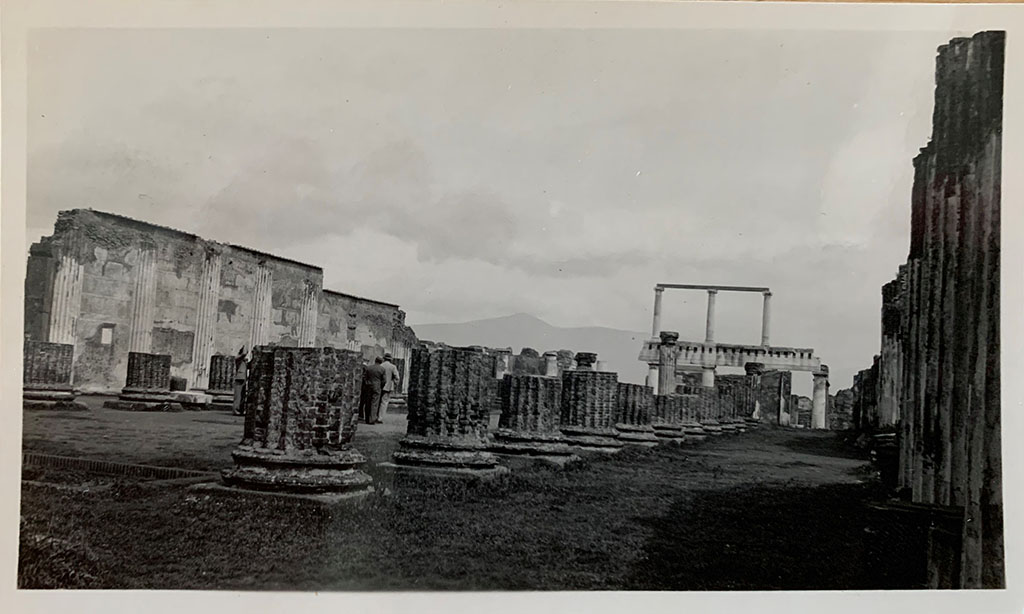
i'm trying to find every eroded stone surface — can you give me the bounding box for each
[221,346,372,493]
[392,347,502,471]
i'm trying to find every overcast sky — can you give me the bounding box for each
[26,27,962,390]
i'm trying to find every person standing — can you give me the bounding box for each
[359,356,386,425]
[231,346,249,417]
[379,353,401,421]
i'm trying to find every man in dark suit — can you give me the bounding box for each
[359,356,386,424]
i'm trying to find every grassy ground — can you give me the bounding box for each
[19,405,927,590]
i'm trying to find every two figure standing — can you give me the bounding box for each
[231,346,399,423]
[359,353,400,424]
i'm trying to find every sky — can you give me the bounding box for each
[26,27,964,391]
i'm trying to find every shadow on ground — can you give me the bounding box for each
[780,433,868,461]
[627,482,928,590]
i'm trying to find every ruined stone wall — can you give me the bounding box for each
[24,209,418,393]
[317,289,417,392]
[877,268,907,428]
[852,357,881,431]
[831,388,855,431]
[892,32,1003,587]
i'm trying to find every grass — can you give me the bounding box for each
[17,425,930,591]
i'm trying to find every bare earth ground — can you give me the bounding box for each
[18,397,925,590]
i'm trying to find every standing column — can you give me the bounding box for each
[189,251,222,390]
[543,351,559,377]
[761,291,772,346]
[811,365,830,429]
[249,265,273,351]
[297,281,319,348]
[128,249,158,354]
[47,253,84,346]
[651,286,664,338]
[656,331,679,396]
[705,289,717,343]
[702,367,716,388]
[646,364,659,391]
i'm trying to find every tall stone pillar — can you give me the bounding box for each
[222,346,372,494]
[491,374,575,459]
[744,362,765,424]
[128,249,158,354]
[657,331,679,396]
[645,364,659,391]
[705,289,718,343]
[761,291,772,346]
[651,286,664,338]
[46,253,84,347]
[811,365,830,429]
[615,383,658,446]
[297,280,319,348]
[560,366,622,453]
[702,367,716,388]
[389,347,507,478]
[249,265,273,351]
[543,351,560,377]
[189,250,222,390]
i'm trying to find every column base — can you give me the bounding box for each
[682,422,708,441]
[560,427,624,453]
[378,461,511,484]
[615,423,660,447]
[653,424,687,445]
[700,420,725,436]
[489,430,577,456]
[392,436,503,469]
[104,392,184,412]
[222,446,373,494]
[23,394,89,412]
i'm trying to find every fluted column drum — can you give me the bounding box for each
[491,374,573,456]
[560,370,623,452]
[222,346,371,493]
[391,347,505,475]
[615,383,658,446]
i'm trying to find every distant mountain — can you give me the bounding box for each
[409,313,650,384]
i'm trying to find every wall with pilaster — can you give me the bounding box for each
[24,209,418,394]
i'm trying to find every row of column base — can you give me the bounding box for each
[22,387,88,412]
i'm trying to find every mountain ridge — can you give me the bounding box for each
[409,313,650,385]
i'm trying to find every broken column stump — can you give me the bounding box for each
[206,354,235,408]
[23,341,87,411]
[387,347,507,479]
[560,357,623,453]
[652,394,686,444]
[103,352,183,411]
[221,346,372,495]
[678,393,708,441]
[490,373,576,460]
[615,382,658,446]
